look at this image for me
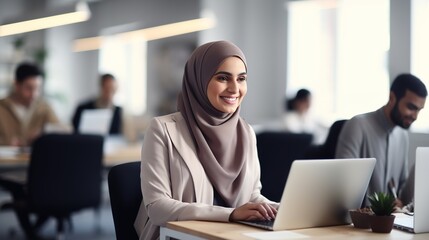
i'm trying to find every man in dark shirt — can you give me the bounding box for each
[72,73,122,134]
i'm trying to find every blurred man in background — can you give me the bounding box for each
[336,73,427,208]
[0,62,58,146]
[72,73,123,135]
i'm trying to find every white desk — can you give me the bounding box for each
[160,220,429,240]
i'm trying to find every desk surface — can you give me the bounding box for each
[165,220,429,240]
[0,141,141,167]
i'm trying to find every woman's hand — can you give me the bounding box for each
[229,202,277,222]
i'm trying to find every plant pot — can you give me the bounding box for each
[349,210,372,229]
[370,215,395,233]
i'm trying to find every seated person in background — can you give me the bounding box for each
[0,62,59,239]
[134,41,278,239]
[72,73,122,134]
[335,73,427,208]
[0,62,59,146]
[283,88,327,144]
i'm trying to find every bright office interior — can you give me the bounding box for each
[0,0,429,132]
[1,0,429,238]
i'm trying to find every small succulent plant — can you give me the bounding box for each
[368,192,395,216]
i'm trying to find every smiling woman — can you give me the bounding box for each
[206,57,247,113]
[134,41,278,240]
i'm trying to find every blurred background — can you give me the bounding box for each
[1,0,428,132]
[0,0,429,131]
[1,0,429,239]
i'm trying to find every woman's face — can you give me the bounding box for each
[295,97,311,114]
[207,57,247,113]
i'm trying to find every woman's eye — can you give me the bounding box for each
[238,76,247,81]
[217,75,228,81]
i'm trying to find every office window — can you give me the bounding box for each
[99,37,147,115]
[287,0,389,123]
[411,0,429,131]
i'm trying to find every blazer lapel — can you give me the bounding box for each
[165,116,205,203]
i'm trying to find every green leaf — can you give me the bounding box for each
[368,192,395,216]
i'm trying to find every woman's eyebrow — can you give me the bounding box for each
[214,71,247,76]
[214,71,232,76]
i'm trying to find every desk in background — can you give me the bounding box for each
[0,137,141,189]
[161,220,429,240]
[0,137,141,169]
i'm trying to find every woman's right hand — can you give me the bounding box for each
[229,202,277,222]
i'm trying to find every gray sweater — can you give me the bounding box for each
[335,107,409,205]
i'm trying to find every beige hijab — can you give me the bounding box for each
[178,41,251,207]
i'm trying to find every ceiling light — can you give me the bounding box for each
[73,17,216,52]
[0,2,91,37]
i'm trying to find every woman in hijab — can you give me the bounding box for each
[134,41,278,240]
[283,89,328,144]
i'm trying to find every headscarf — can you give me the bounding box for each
[177,41,251,207]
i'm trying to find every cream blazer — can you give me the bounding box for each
[134,112,275,240]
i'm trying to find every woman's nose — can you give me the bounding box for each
[227,81,238,93]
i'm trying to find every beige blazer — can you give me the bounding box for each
[134,112,275,240]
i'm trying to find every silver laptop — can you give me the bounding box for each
[239,158,376,231]
[394,147,429,234]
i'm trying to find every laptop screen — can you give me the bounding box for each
[78,109,113,135]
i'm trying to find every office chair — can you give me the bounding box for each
[304,119,347,159]
[256,132,313,202]
[108,161,142,240]
[25,133,104,239]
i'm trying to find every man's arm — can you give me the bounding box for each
[335,118,364,158]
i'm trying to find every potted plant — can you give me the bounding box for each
[368,192,396,233]
[349,207,373,229]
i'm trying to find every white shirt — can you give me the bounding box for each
[283,111,327,144]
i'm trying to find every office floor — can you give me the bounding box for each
[0,179,116,240]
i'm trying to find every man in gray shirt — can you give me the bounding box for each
[335,74,427,207]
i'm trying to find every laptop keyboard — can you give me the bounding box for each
[238,219,275,230]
